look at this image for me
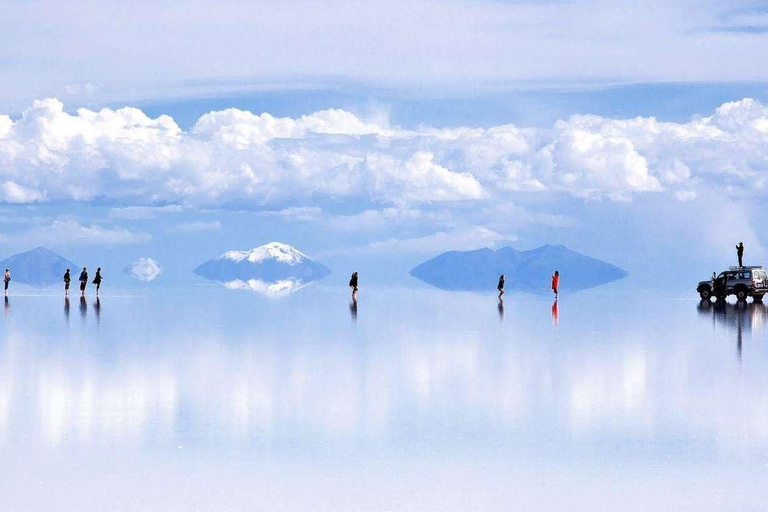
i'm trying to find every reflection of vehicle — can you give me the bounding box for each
[698,300,768,359]
[697,266,768,301]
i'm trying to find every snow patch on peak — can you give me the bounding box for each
[221,242,310,266]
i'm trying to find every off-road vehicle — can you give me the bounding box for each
[697,266,768,302]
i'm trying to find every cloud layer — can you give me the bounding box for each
[0,98,767,209]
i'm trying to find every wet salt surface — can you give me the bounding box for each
[0,285,767,511]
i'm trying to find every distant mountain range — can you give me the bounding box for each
[410,244,627,292]
[194,242,331,289]
[0,247,79,285]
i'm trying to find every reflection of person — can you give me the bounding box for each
[349,297,357,323]
[64,297,70,322]
[92,268,103,296]
[79,268,88,296]
[551,270,560,298]
[498,274,505,298]
[79,296,87,319]
[63,269,71,295]
[737,242,744,267]
[3,296,8,316]
[498,298,504,323]
[349,272,359,299]
[94,297,101,323]
[552,299,559,326]
[3,269,9,296]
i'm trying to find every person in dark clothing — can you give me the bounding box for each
[349,272,359,299]
[63,269,71,296]
[3,269,9,296]
[79,267,88,296]
[737,242,744,267]
[497,274,505,299]
[92,267,103,296]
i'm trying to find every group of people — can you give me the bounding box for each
[0,267,103,297]
[497,271,559,299]
[64,267,103,296]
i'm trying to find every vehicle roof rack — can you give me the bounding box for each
[728,265,763,270]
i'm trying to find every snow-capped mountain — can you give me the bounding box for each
[125,257,164,282]
[0,247,79,285]
[194,242,331,285]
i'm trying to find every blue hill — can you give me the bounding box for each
[410,244,627,292]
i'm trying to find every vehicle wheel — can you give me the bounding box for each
[754,294,764,302]
[736,288,749,301]
[699,289,712,300]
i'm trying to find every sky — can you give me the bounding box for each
[2,0,768,288]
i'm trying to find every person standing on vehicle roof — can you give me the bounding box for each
[737,242,744,267]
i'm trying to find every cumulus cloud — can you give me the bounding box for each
[8,220,151,246]
[2,98,768,210]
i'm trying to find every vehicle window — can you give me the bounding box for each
[739,271,751,279]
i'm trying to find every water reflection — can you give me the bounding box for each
[79,296,87,320]
[497,298,504,323]
[94,297,101,324]
[223,278,308,297]
[698,300,767,360]
[3,296,7,317]
[64,297,70,323]
[349,298,357,324]
[551,299,559,326]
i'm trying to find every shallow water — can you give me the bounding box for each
[0,285,766,511]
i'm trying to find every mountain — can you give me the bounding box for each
[410,244,627,292]
[194,242,331,285]
[125,257,163,282]
[0,247,79,285]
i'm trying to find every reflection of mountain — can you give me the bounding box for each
[411,244,627,292]
[0,247,78,285]
[223,278,309,297]
[125,257,163,282]
[195,242,330,291]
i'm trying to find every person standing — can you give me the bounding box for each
[349,271,359,299]
[551,270,560,298]
[63,269,71,296]
[92,267,103,296]
[79,267,88,296]
[497,274,505,299]
[737,242,744,267]
[3,269,9,296]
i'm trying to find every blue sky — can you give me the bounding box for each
[1,0,768,288]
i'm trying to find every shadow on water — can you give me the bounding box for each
[349,298,357,324]
[698,299,768,361]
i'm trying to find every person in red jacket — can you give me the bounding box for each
[551,270,559,298]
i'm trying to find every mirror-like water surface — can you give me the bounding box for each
[0,286,766,511]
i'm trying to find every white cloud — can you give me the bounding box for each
[174,221,222,232]
[110,205,185,220]
[10,220,151,246]
[330,226,516,256]
[2,97,768,211]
